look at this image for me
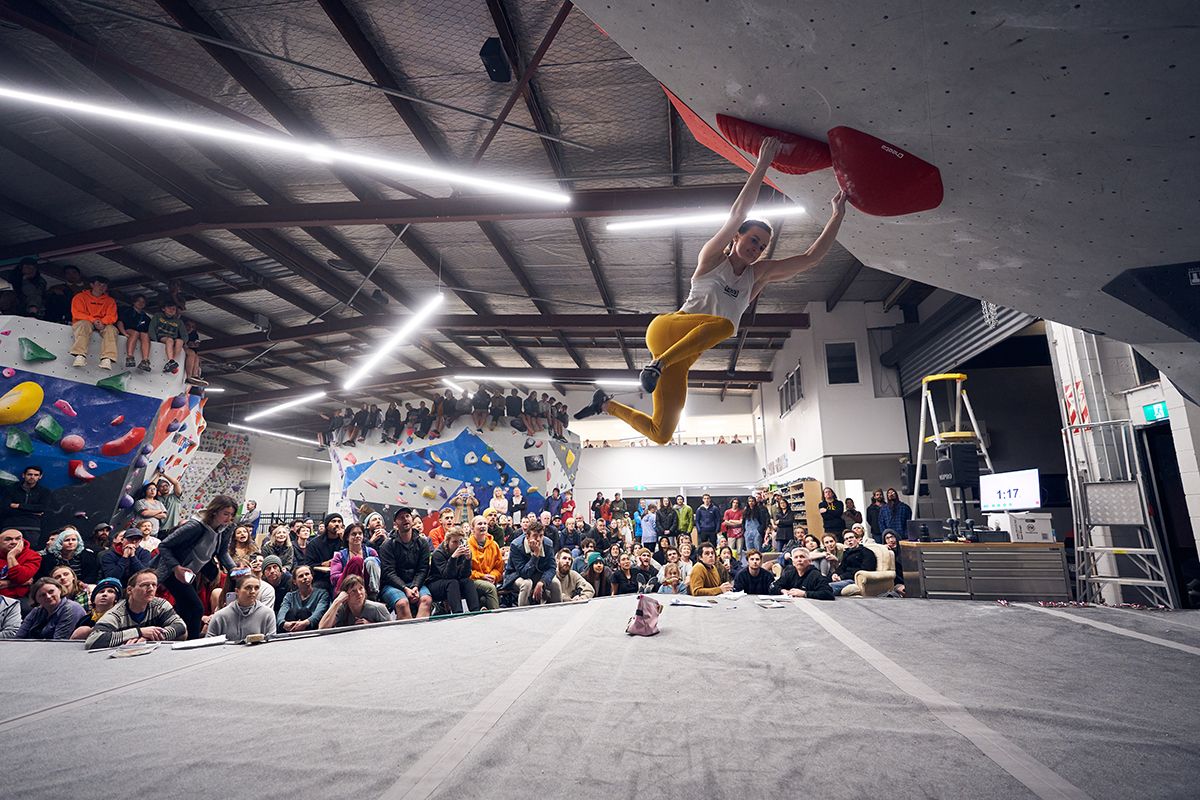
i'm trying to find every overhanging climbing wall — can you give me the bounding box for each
[574,0,1200,401]
[330,423,581,523]
[0,316,200,540]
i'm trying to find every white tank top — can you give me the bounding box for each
[679,258,756,333]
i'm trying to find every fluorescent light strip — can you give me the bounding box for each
[453,374,555,384]
[297,455,332,464]
[441,378,465,392]
[228,422,320,446]
[606,206,806,231]
[243,390,327,422]
[203,387,226,392]
[0,85,570,205]
[594,379,641,387]
[344,293,445,389]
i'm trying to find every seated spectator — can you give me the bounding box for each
[36,526,99,584]
[15,577,86,640]
[558,516,581,555]
[732,550,774,594]
[770,547,835,600]
[305,512,345,597]
[261,556,288,614]
[520,390,542,433]
[676,541,695,584]
[148,299,185,375]
[50,564,91,612]
[330,523,380,596]
[817,534,841,577]
[0,527,41,600]
[428,525,480,614]
[0,594,20,638]
[206,574,276,641]
[277,565,329,633]
[71,577,123,641]
[260,525,294,575]
[688,543,732,597]
[657,562,687,595]
[718,545,737,576]
[229,524,258,564]
[829,528,877,595]
[84,570,186,649]
[488,392,505,431]
[467,515,503,611]
[572,538,597,574]
[117,293,152,370]
[471,387,491,430]
[611,552,640,596]
[604,542,623,571]
[99,528,153,583]
[427,507,455,552]
[10,257,47,318]
[292,524,312,568]
[551,548,593,603]
[68,275,119,370]
[632,548,659,593]
[318,574,391,629]
[883,530,906,596]
[581,552,613,597]
[379,507,434,620]
[134,519,161,553]
[507,521,558,605]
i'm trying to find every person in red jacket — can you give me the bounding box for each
[0,528,42,600]
[69,275,119,370]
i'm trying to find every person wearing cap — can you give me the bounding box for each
[91,521,114,552]
[68,274,119,370]
[85,569,186,648]
[70,577,123,640]
[99,528,153,583]
[305,512,345,597]
[379,507,433,620]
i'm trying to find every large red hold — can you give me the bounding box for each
[827,126,944,216]
[100,427,146,457]
[662,86,781,191]
[716,114,832,175]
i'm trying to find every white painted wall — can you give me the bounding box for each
[755,302,908,486]
[573,443,760,499]
[238,431,327,518]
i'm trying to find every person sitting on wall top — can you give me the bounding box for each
[148,298,186,375]
[117,293,152,371]
[68,274,119,371]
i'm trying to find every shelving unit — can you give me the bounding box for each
[779,478,825,539]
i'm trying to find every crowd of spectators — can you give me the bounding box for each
[0,479,913,646]
[3,260,206,384]
[582,434,746,448]
[319,387,571,448]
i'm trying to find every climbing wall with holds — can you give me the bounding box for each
[184,428,252,510]
[330,423,581,523]
[0,315,196,537]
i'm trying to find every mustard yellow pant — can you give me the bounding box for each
[608,311,734,445]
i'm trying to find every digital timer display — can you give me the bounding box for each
[979,468,1041,512]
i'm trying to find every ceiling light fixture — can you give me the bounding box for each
[204,386,226,393]
[228,422,321,446]
[0,85,571,204]
[243,390,327,422]
[442,378,465,392]
[297,455,332,464]
[594,379,641,388]
[344,293,445,389]
[605,206,806,231]
[453,374,556,384]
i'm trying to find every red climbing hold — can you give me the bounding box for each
[662,86,782,190]
[100,427,146,457]
[717,114,832,175]
[68,459,95,481]
[827,127,944,217]
[111,415,124,426]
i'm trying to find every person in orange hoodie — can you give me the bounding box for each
[466,514,503,610]
[69,275,119,370]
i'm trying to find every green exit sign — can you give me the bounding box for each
[1143,401,1170,423]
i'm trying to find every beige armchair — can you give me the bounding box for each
[839,540,896,597]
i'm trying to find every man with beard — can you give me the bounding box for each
[876,487,912,540]
[550,548,593,603]
[829,528,877,596]
[379,507,433,620]
[305,512,345,598]
[507,521,558,606]
[1,466,50,548]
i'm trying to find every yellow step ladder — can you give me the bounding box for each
[910,373,995,521]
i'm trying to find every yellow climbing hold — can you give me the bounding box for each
[566,449,576,468]
[420,485,438,500]
[0,381,44,425]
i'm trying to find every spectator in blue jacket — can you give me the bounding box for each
[546,488,563,518]
[506,522,558,605]
[99,528,153,583]
[695,494,722,548]
[15,577,86,640]
[277,565,330,633]
[876,488,913,539]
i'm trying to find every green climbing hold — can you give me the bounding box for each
[96,371,131,392]
[34,414,63,444]
[18,337,56,363]
[0,469,19,487]
[5,427,32,456]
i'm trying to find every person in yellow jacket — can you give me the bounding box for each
[467,514,503,610]
[688,542,733,597]
[68,275,119,370]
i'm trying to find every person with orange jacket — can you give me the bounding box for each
[68,275,119,370]
[466,514,503,610]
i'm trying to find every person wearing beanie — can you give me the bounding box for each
[260,554,288,613]
[304,512,345,597]
[71,577,123,640]
[581,551,613,598]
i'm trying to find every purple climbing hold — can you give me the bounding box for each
[166,421,181,432]
[134,455,148,468]
[118,493,135,509]
[171,393,187,408]
[141,444,153,454]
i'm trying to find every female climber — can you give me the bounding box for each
[575,136,848,443]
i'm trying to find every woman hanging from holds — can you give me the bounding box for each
[576,137,847,443]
